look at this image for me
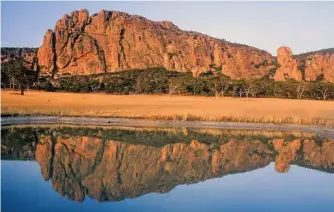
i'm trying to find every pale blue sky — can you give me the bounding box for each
[1,1,334,55]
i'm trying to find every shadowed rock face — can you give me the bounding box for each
[1,126,334,202]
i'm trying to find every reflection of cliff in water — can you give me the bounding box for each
[2,125,334,202]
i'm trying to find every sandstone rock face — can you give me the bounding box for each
[304,52,334,83]
[1,48,38,63]
[274,47,302,81]
[37,9,274,79]
[1,48,38,71]
[37,30,55,77]
[2,10,333,82]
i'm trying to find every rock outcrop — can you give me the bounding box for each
[1,48,39,71]
[37,9,274,79]
[37,30,56,77]
[1,48,38,64]
[304,51,334,83]
[273,47,303,81]
[1,9,333,82]
[273,47,334,82]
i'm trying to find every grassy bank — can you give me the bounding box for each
[2,91,334,127]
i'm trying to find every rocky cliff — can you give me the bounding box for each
[274,47,303,81]
[1,9,333,82]
[37,9,274,79]
[1,48,38,63]
[274,47,334,82]
[1,48,38,71]
[301,49,334,82]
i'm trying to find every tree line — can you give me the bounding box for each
[1,58,37,95]
[1,59,334,100]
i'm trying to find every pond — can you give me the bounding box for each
[1,125,334,212]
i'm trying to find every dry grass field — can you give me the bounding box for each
[2,91,334,126]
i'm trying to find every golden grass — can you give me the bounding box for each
[2,124,317,138]
[2,90,334,127]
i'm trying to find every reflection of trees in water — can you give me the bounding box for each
[1,126,334,202]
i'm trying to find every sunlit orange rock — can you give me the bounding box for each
[304,52,334,83]
[274,47,302,81]
[37,9,273,79]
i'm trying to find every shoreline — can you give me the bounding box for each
[2,116,334,139]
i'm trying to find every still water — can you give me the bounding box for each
[1,125,334,212]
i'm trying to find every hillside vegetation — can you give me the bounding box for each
[4,67,334,100]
